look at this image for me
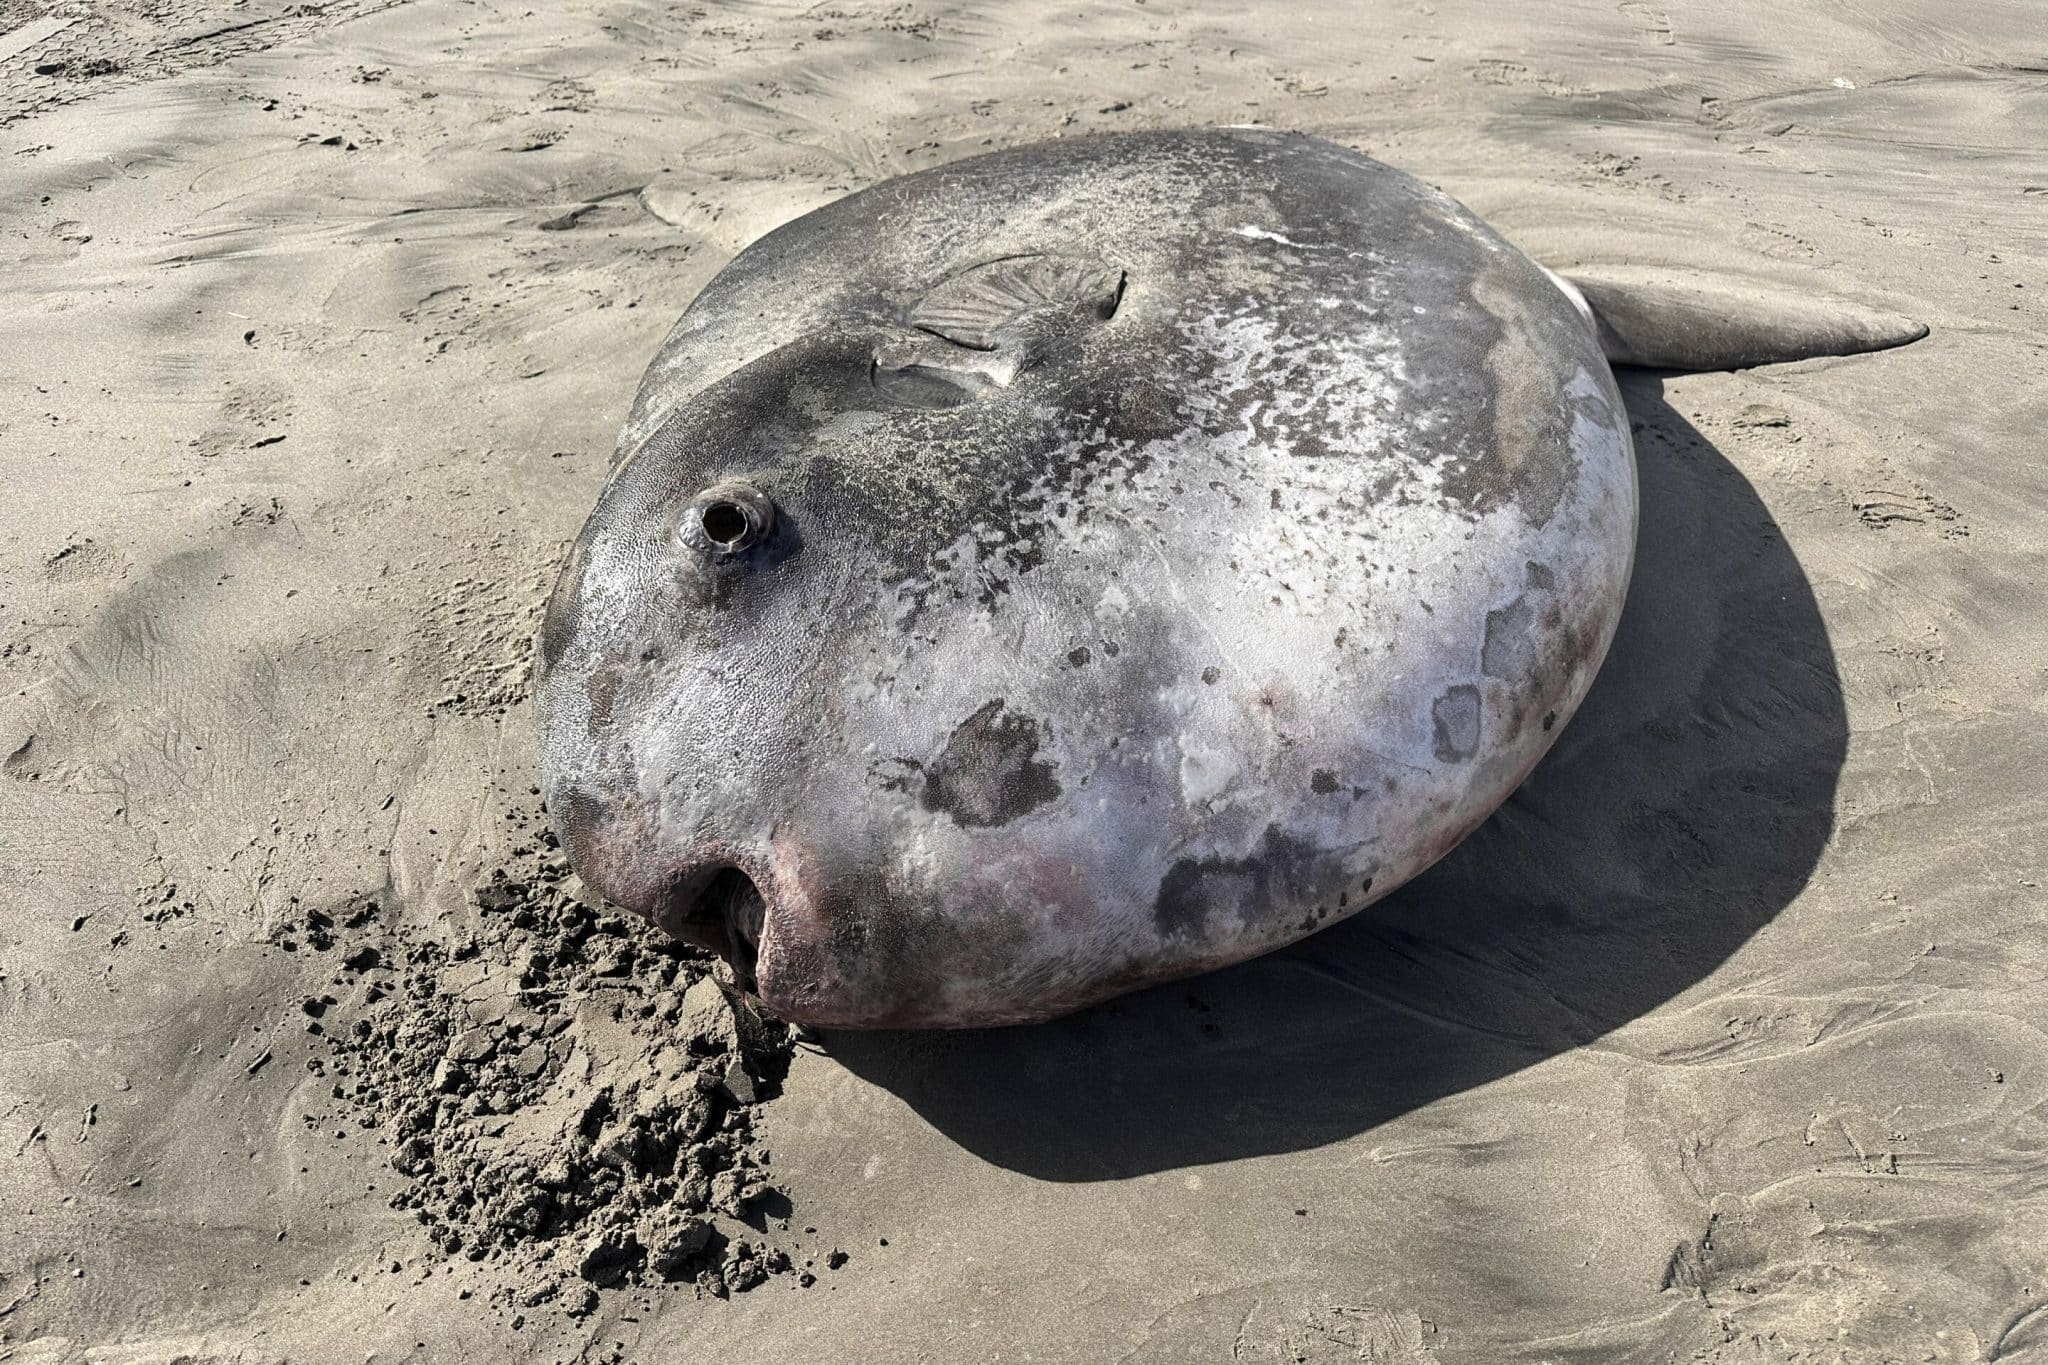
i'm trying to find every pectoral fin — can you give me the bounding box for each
[873,253,1128,407]
[911,254,1126,351]
[1549,267,1927,371]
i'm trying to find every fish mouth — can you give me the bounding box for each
[657,864,768,993]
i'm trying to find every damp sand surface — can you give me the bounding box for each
[2,1,2045,1360]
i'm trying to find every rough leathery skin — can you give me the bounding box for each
[534,128,1637,1028]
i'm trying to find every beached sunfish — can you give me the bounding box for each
[534,128,1922,1028]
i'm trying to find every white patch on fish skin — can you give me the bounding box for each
[1181,303,1409,457]
[1235,224,1318,248]
[1177,737,1239,808]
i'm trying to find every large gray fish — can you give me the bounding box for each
[534,128,1920,1028]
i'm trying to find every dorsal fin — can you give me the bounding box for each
[1550,267,1927,371]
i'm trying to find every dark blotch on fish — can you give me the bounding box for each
[921,699,1062,828]
[1431,685,1482,764]
[1153,825,1324,940]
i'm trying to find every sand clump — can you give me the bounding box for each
[274,807,847,1319]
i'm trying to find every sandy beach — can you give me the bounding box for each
[2,0,2044,1359]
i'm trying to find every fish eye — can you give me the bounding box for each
[700,501,749,545]
[682,482,775,556]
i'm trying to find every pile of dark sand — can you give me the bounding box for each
[273,808,847,1323]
